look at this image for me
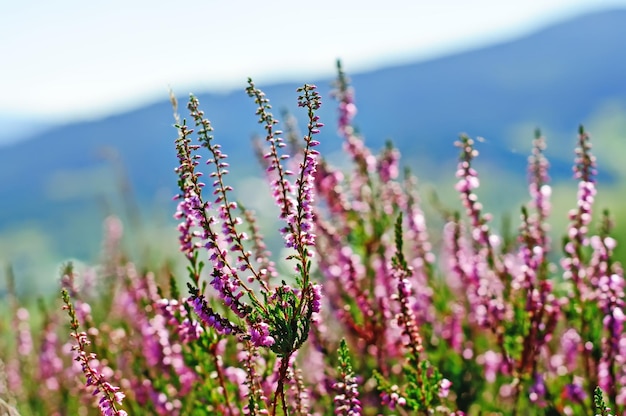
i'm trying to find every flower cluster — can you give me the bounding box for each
[4,61,626,416]
[171,80,325,412]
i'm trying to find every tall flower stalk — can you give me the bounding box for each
[172,80,323,414]
[61,266,127,416]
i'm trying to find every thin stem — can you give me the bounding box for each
[211,342,235,416]
[272,353,293,416]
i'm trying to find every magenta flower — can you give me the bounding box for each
[380,385,406,410]
[188,291,242,336]
[439,378,452,399]
[309,283,322,314]
[249,322,275,348]
[333,373,362,415]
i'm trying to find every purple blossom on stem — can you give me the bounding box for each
[172,85,327,416]
[526,131,552,254]
[452,136,514,363]
[558,328,582,372]
[187,287,243,336]
[559,126,599,398]
[156,298,204,344]
[174,96,262,324]
[332,60,376,208]
[249,322,275,348]
[314,161,351,220]
[173,120,207,263]
[564,376,587,403]
[333,64,358,139]
[380,385,406,410]
[509,134,561,384]
[286,84,322,254]
[209,268,251,318]
[440,303,465,353]
[391,266,423,360]
[562,127,597,294]
[309,283,322,315]
[188,95,267,286]
[529,373,547,407]
[187,95,267,294]
[315,220,373,325]
[61,288,127,416]
[14,308,32,357]
[239,203,278,284]
[247,82,323,342]
[615,334,626,406]
[404,172,435,269]
[38,319,63,393]
[400,172,436,326]
[444,212,505,330]
[376,143,400,183]
[439,378,452,399]
[246,80,295,226]
[287,365,311,416]
[589,213,625,402]
[174,191,205,261]
[455,135,494,256]
[333,371,362,415]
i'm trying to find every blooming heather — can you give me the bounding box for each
[170,81,326,413]
[62,286,127,416]
[562,127,597,291]
[333,340,362,415]
[526,131,552,254]
[6,62,626,415]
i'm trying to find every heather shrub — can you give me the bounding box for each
[1,61,625,415]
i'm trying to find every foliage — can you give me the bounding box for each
[1,61,626,415]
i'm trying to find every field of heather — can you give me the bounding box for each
[1,63,623,415]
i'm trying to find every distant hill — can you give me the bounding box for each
[2,8,626,269]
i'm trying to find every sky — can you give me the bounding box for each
[2,0,626,123]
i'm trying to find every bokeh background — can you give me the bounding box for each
[2,0,626,296]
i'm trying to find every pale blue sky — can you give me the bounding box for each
[2,0,625,122]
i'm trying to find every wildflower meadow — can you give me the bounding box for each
[1,62,625,415]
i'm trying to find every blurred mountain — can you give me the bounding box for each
[2,8,626,268]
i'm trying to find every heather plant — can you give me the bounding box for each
[1,61,626,415]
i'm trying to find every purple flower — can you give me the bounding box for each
[528,373,546,406]
[62,288,127,416]
[563,376,586,403]
[38,323,63,392]
[249,322,275,347]
[332,62,358,138]
[188,293,242,336]
[479,350,503,383]
[377,145,400,183]
[439,378,452,399]
[333,373,362,415]
[380,385,406,410]
[526,132,551,253]
[15,307,33,357]
[309,283,322,314]
[559,328,582,371]
[562,128,596,290]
